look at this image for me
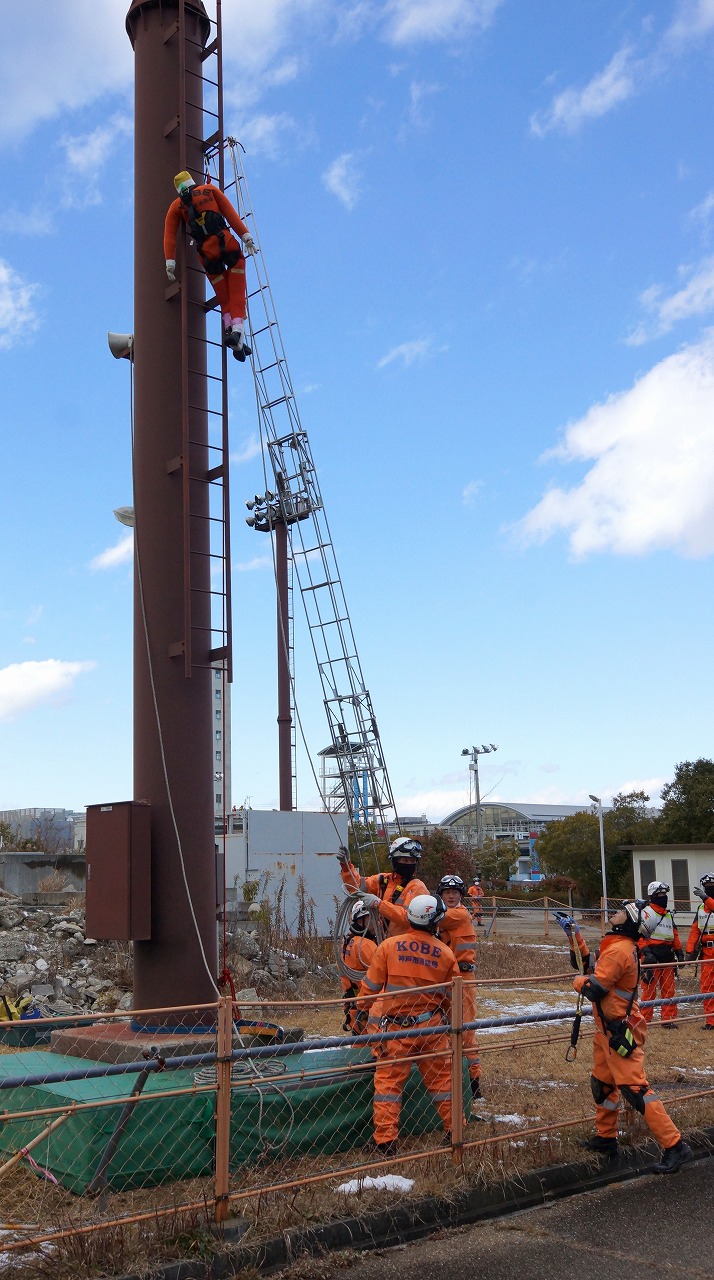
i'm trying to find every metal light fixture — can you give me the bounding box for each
[461,743,498,851]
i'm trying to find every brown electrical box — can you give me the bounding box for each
[85,801,152,940]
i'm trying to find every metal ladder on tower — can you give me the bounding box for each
[217,139,401,850]
[167,0,233,687]
[166,0,233,836]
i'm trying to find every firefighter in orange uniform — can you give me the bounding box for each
[558,902,692,1173]
[337,838,428,938]
[639,881,683,1027]
[340,899,379,1033]
[467,877,484,925]
[164,170,257,360]
[685,873,714,1030]
[356,894,461,1154]
[436,874,483,1101]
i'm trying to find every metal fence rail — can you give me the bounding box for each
[0,978,711,1263]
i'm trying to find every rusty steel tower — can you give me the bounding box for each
[125,0,231,1012]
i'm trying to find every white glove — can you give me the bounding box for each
[336,848,350,865]
[242,233,257,256]
[359,893,381,909]
[693,886,707,902]
[165,259,176,282]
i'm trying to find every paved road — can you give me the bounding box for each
[328,1155,714,1280]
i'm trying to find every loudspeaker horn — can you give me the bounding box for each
[107,331,134,360]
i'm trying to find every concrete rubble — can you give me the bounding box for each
[0,896,338,1015]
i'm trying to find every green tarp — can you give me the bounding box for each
[0,1047,456,1194]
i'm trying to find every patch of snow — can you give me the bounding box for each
[335,1174,414,1194]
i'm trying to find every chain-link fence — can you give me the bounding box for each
[0,965,712,1271]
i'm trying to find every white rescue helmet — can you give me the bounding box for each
[622,899,660,938]
[350,899,370,926]
[700,873,714,892]
[406,894,446,931]
[647,881,669,896]
[389,837,422,860]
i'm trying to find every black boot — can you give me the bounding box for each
[580,1134,618,1157]
[366,1138,398,1157]
[652,1140,693,1174]
[470,1078,484,1100]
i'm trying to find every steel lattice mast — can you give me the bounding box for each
[219,141,400,850]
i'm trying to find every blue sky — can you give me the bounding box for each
[2,0,714,823]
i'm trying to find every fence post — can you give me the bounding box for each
[544,896,549,938]
[450,976,464,1166]
[214,995,232,1224]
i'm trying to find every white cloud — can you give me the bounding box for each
[322,152,363,209]
[236,555,273,572]
[689,191,714,230]
[665,0,714,43]
[232,112,304,161]
[613,776,668,802]
[231,434,263,465]
[530,46,637,137]
[0,1,132,150]
[0,659,96,723]
[395,788,465,821]
[89,533,134,571]
[60,113,132,207]
[383,0,503,45]
[377,338,431,369]
[406,79,442,129]
[627,257,714,344]
[515,332,714,558]
[462,480,483,507]
[0,260,41,349]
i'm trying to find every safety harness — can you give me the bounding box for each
[694,909,714,960]
[180,189,241,272]
[593,957,640,1059]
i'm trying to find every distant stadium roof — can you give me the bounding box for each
[441,801,595,827]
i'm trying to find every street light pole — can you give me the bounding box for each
[589,794,608,919]
[461,744,498,855]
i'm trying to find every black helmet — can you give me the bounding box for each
[436,874,465,897]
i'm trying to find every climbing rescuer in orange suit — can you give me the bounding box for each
[467,877,484,925]
[356,894,461,1155]
[337,838,428,938]
[556,902,692,1173]
[340,899,379,1034]
[164,170,257,361]
[685,873,714,1030]
[436,874,483,1101]
[639,881,683,1028]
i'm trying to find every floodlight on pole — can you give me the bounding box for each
[461,743,498,853]
[589,794,608,915]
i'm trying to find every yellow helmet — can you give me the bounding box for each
[174,170,195,194]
